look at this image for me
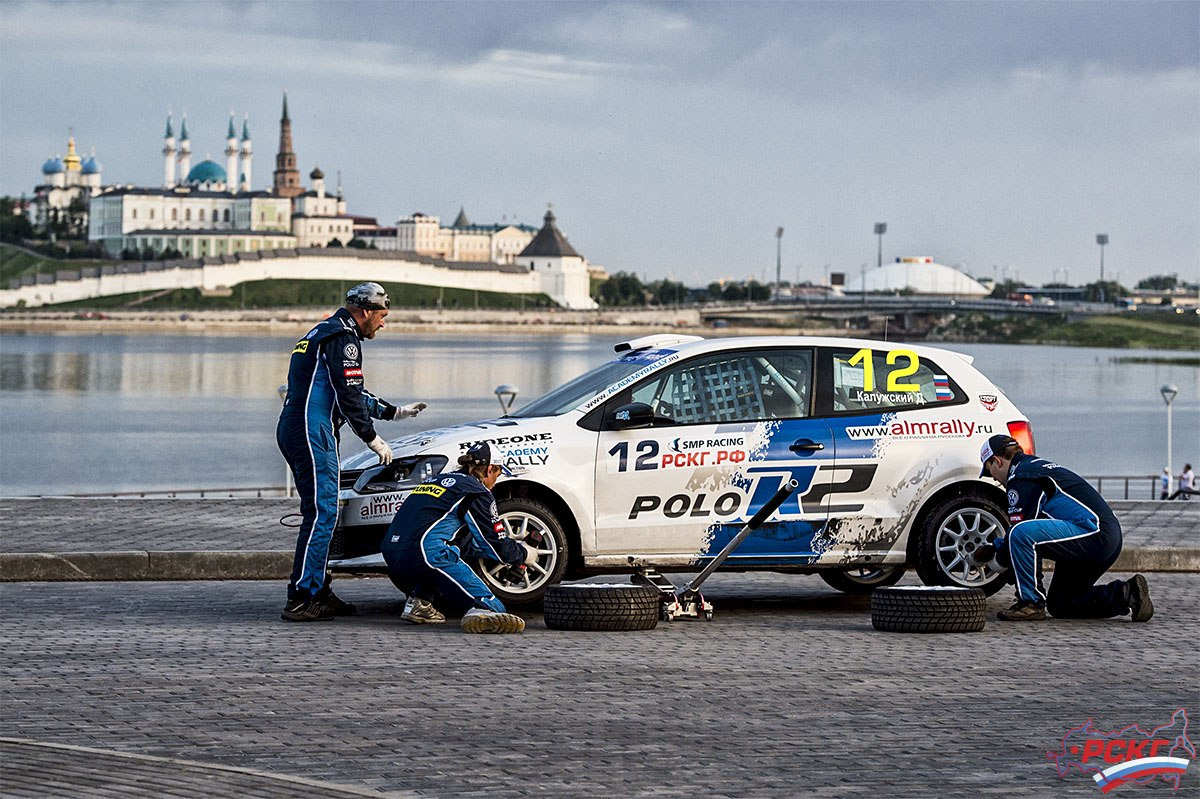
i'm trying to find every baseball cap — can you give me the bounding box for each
[979,434,1019,476]
[463,441,513,477]
[345,281,390,310]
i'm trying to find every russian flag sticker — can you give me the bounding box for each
[934,375,953,400]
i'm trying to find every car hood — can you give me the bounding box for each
[339,417,546,471]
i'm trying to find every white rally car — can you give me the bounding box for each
[330,334,1033,606]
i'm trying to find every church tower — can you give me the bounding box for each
[273,92,302,198]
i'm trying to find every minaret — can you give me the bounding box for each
[225,112,239,195]
[272,92,302,198]
[239,114,252,192]
[163,114,177,188]
[177,114,192,184]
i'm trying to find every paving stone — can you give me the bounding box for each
[1,574,1195,797]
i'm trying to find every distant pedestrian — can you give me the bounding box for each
[277,282,428,622]
[975,434,1153,622]
[1160,467,1171,500]
[1181,464,1195,500]
[381,442,536,634]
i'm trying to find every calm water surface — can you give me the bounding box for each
[1,331,1197,495]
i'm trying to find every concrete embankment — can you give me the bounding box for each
[0,498,1195,581]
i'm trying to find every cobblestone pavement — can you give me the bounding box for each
[2,572,1196,797]
[2,498,1194,553]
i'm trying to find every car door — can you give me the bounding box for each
[591,347,837,565]
[816,344,972,561]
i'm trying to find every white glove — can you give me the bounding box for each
[396,402,427,419]
[367,435,393,465]
[520,542,539,567]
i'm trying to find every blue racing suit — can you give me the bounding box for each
[381,471,526,615]
[999,453,1128,618]
[277,308,399,602]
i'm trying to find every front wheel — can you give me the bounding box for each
[913,492,1009,596]
[819,565,906,595]
[477,497,570,607]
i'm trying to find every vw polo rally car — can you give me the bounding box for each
[330,334,1034,606]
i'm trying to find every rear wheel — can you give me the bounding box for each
[477,497,569,607]
[913,492,1009,596]
[819,565,906,595]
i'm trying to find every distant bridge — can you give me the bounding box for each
[0,247,597,310]
[699,295,1106,329]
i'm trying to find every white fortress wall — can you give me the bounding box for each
[0,251,599,309]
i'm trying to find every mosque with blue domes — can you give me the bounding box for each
[83,94,352,258]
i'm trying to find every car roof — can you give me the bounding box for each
[614,334,975,365]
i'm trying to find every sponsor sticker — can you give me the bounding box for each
[292,340,309,354]
[358,493,404,521]
[411,484,446,497]
[344,368,363,378]
[1048,708,1194,793]
[979,393,998,411]
[344,343,359,360]
[844,418,993,441]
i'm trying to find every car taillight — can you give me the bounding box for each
[1007,420,1035,456]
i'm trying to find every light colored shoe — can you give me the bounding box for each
[461,607,525,634]
[401,597,445,625]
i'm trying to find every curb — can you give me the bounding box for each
[1,547,1197,582]
[0,551,291,581]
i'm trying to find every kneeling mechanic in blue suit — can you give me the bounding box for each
[976,434,1153,622]
[382,442,537,633]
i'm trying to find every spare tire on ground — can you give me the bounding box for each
[543,583,661,631]
[871,586,986,633]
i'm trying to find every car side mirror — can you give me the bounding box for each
[608,402,656,430]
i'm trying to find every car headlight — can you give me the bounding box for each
[353,455,448,494]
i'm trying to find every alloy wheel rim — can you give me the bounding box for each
[934,508,1004,587]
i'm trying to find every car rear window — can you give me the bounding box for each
[828,346,964,412]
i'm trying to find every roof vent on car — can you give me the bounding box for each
[614,334,704,354]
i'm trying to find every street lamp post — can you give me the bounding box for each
[1096,233,1108,303]
[1161,384,1178,487]
[874,222,887,268]
[775,227,784,302]
[277,384,292,498]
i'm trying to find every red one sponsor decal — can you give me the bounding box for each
[979,393,999,412]
[344,368,363,378]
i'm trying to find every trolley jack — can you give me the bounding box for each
[634,479,799,622]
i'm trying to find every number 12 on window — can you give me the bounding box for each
[846,348,920,392]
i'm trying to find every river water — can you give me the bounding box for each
[1,330,1197,496]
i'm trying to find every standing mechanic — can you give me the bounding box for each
[977,434,1153,622]
[382,442,537,634]
[277,282,427,622]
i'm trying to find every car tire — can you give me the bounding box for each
[477,497,570,607]
[819,565,906,595]
[913,492,1009,596]
[871,586,986,633]
[543,584,661,631]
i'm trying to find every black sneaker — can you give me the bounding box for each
[281,599,336,622]
[997,599,1047,621]
[317,590,357,616]
[1126,574,1154,623]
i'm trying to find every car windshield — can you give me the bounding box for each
[510,359,650,418]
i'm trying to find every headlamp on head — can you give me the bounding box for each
[346,281,390,310]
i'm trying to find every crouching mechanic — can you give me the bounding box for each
[277,281,427,622]
[976,434,1153,622]
[381,442,537,634]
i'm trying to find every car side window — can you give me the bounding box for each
[628,349,813,425]
[829,347,961,412]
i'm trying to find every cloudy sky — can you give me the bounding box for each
[2,0,1196,287]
